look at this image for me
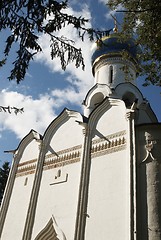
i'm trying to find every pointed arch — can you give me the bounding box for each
[34,216,67,240]
[83,83,112,107]
[34,218,58,240]
[115,82,144,105]
[115,83,158,122]
[88,97,125,131]
[14,129,42,162]
[0,130,42,238]
[43,108,84,147]
[83,84,112,116]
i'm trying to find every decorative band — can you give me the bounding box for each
[16,130,126,177]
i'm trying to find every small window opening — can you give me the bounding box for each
[109,65,113,84]
[90,92,104,109]
[24,177,28,186]
[122,92,136,108]
[55,169,61,179]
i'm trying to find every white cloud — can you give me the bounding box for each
[99,0,124,20]
[35,4,94,108]
[0,4,95,140]
[0,90,56,138]
[51,86,84,108]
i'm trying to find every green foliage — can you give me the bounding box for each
[0,0,110,83]
[108,0,161,86]
[0,162,10,204]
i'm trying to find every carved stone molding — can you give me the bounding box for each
[16,130,127,177]
[142,132,158,163]
[91,131,126,158]
[126,111,135,121]
[18,159,37,167]
[92,130,126,145]
[16,164,36,177]
[16,145,82,177]
[145,132,157,152]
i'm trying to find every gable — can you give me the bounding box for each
[34,218,58,240]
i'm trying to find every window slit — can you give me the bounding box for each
[109,66,113,83]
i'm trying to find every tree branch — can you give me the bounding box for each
[0,106,24,114]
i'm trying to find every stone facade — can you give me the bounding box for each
[0,34,161,240]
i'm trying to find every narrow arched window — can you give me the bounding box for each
[109,65,113,83]
[57,169,61,177]
[54,169,61,179]
[24,177,28,186]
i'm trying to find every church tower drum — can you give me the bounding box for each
[91,34,139,87]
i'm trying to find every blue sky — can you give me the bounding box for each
[0,0,161,166]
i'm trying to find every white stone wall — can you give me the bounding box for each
[0,132,40,240]
[0,110,84,240]
[31,113,84,239]
[48,115,83,153]
[1,174,35,240]
[84,100,131,239]
[20,140,40,163]
[32,161,81,239]
[86,150,130,239]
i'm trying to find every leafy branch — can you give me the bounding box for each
[108,0,161,86]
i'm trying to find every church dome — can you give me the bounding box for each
[91,34,140,64]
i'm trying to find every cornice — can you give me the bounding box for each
[94,55,137,72]
[91,130,126,158]
[16,130,127,177]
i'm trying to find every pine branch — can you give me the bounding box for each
[0,106,24,114]
[0,0,112,83]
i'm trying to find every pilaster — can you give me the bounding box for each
[0,153,20,238]
[74,123,92,240]
[22,140,46,240]
[126,110,137,240]
[141,132,161,240]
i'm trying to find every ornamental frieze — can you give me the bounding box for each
[16,130,126,177]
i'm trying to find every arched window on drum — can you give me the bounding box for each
[109,65,113,84]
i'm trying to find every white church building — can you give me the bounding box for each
[0,33,161,240]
